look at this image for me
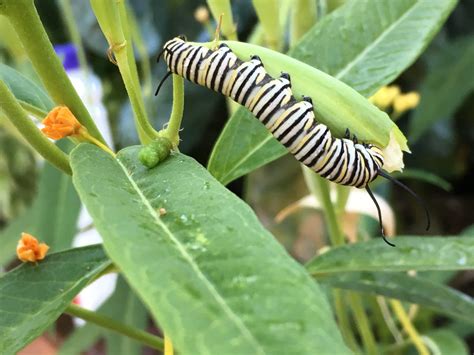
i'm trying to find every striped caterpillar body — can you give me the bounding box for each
[157,37,430,246]
[162,37,385,188]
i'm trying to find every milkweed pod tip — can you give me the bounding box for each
[382,129,408,173]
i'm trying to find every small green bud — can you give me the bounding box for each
[139,145,160,168]
[150,137,172,161]
[138,137,173,169]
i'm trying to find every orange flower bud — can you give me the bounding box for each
[16,233,49,263]
[41,106,83,140]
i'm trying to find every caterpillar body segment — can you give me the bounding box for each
[163,37,384,188]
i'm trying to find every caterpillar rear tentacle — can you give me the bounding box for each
[157,37,430,245]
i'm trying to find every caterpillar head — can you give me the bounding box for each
[162,37,185,65]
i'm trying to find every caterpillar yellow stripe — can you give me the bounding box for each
[163,37,384,188]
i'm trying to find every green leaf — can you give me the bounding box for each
[71,144,349,355]
[0,63,53,111]
[0,206,34,267]
[0,245,111,354]
[104,277,147,355]
[306,237,474,275]
[208,0,457,185]
[409,36,474,141]
[33,142,81,251]
[424,330,469,355]
[392,168,452,191]
[0,142,81,266]
[318,271,474,324]
[207,108,287,186]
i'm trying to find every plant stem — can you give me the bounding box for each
[335,185,351,218]
[389,299,430,355]
[160,75,184,148]
[57,0,88,73]
[0,81,71,174]
[127,4,153,98]
[252,0,281,50]
[65,304,164,351]
[0,0,105,144]
[303,168,345,246]
[81,131,115,156]
[207,0,238,40]
[333,289,360,352]
[164,333,174,355]
[376,295,404,343]
[90,0,156,144]
[291,0,318,45]
[19,101,48,119]
[349,293,378,355]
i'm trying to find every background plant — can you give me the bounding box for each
[0,0,473,354]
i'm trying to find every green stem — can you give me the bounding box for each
[0,0,105,144]
[160,75,184,148]
[303,167,345,246]
[127,4,153,98]
[252,0,281,50]
[349,293,378,355]
[333,289,360,352]
[0,81,71,174]
[389,299,430,355]
[90,0,156,144]
[291,0,318,45]
[164,333,174,355]
[65,304,164,351]
[207,0,238,40]
[19,101,48,119]
[335,185,351,218]
[117,0,144,104]
[57,0,88,73]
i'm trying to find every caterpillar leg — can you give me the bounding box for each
[344,128,351,139]
[280,72,291,86]
[250,55,263,66]
[302,96,313,104]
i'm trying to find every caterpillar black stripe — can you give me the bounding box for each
[156,37,430,246]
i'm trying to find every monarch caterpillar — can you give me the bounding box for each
[156,36,429,246]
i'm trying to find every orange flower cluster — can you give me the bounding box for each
[16,233,49,263]
[41,106,83,140]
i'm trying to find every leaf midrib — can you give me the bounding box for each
[333,0,419,80]
[115,157,265,354]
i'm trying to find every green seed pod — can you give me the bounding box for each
[138,137,173,169]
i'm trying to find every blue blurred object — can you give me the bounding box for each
[54,43,79,70]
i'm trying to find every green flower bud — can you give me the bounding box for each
[138,137,173,169]
[150,137,172,161]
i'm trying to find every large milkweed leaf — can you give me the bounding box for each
[306,237,474,275]
[208,0,457,185]
[409,36,474,141]
[70,143,349,355]
[318,271,474,324]
[0,245,111,354]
